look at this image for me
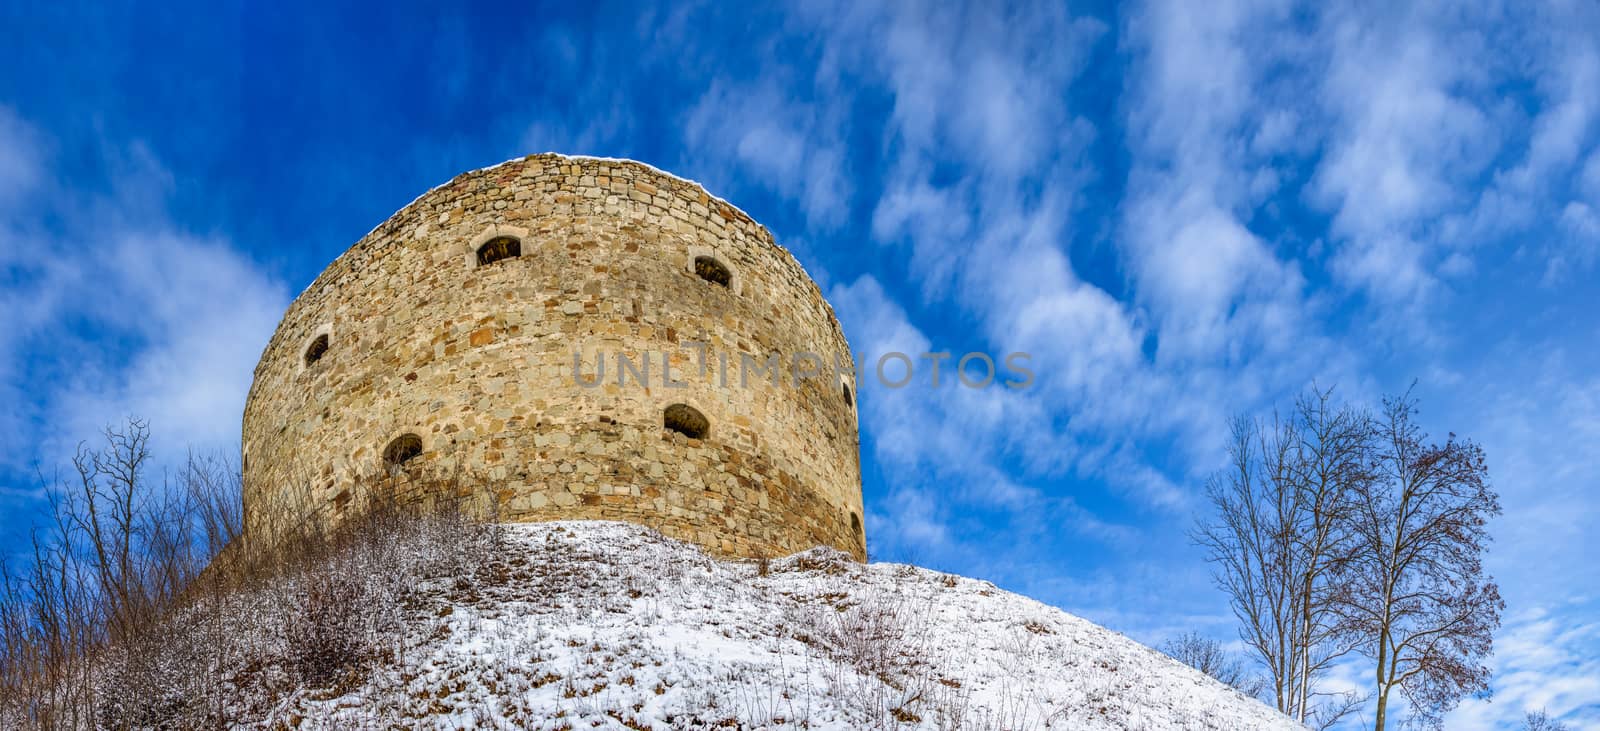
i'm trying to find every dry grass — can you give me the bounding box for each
[0,419,501,730]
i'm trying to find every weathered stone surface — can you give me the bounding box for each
[242,154,865,560]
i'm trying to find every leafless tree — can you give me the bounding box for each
[1194,389,1369,729]
[1200,387,1503,731]
[1522,709,1571,731]
[1161,632,1267,698]
[181,450,244,558]
[1338,393,1502,730]
[0,417,509,727]
[0,418,245,727]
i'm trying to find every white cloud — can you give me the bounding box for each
[828,275,1138,566]
[681,77,852,229]
[1445,606,1600,730]
[0,107,43,211]
[1396,342,1600,729]
[663,2,1204,524]
[1561,201,1600,244]
[867,2,1101,175]
[1311,1,1600,308]
[1503,46,1598,194]
[501,3,1600,705]
[1310,7,1499,307]
[1582,146,1600,200]
[642,3,1600,722]
[1120,0,1323,379]
[0,111,288,479]
[1449,354,1600,605]
[1117,0,1371,474]
[46,230,287,454]
[1124,192,1303,363]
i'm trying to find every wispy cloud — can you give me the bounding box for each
[1311,4,1496,309]
[683,78,853,230]
[5,2,1598,726]
[829,275,1140,567]
[0,108,288,484]
[1449,605,1600,730]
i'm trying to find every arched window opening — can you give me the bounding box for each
[663,403,709,440]
[383,433,424,471]
[851,512,862,536]
[304,334,329,366]
[694,255,732,288]
[842,382,854,408]
[476,236,521,267]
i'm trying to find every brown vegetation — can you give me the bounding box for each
[1195,386,1502,730]
[0,418,501,729]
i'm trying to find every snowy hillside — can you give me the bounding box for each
[260,521,1299,730]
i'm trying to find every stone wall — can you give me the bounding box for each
[241,154,865,560]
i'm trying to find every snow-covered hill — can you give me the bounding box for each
[266,521,1299,730]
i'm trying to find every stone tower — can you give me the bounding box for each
[241,154,864,560]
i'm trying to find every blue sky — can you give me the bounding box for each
[2,1,1598,727]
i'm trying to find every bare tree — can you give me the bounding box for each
[1522,709,1571,731]
[1161,632,1267,698]
[0,417,247,727]
[1193,388,1368,729]
[1282,389,1372,724]
[1338,393,1503,730]
[181,450,244,558]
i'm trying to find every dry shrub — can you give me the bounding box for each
[0,418,499,729]
[284,571,369,688]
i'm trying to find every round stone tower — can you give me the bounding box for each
[241,154,864,559]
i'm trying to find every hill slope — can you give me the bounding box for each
[266,521,1298,730]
